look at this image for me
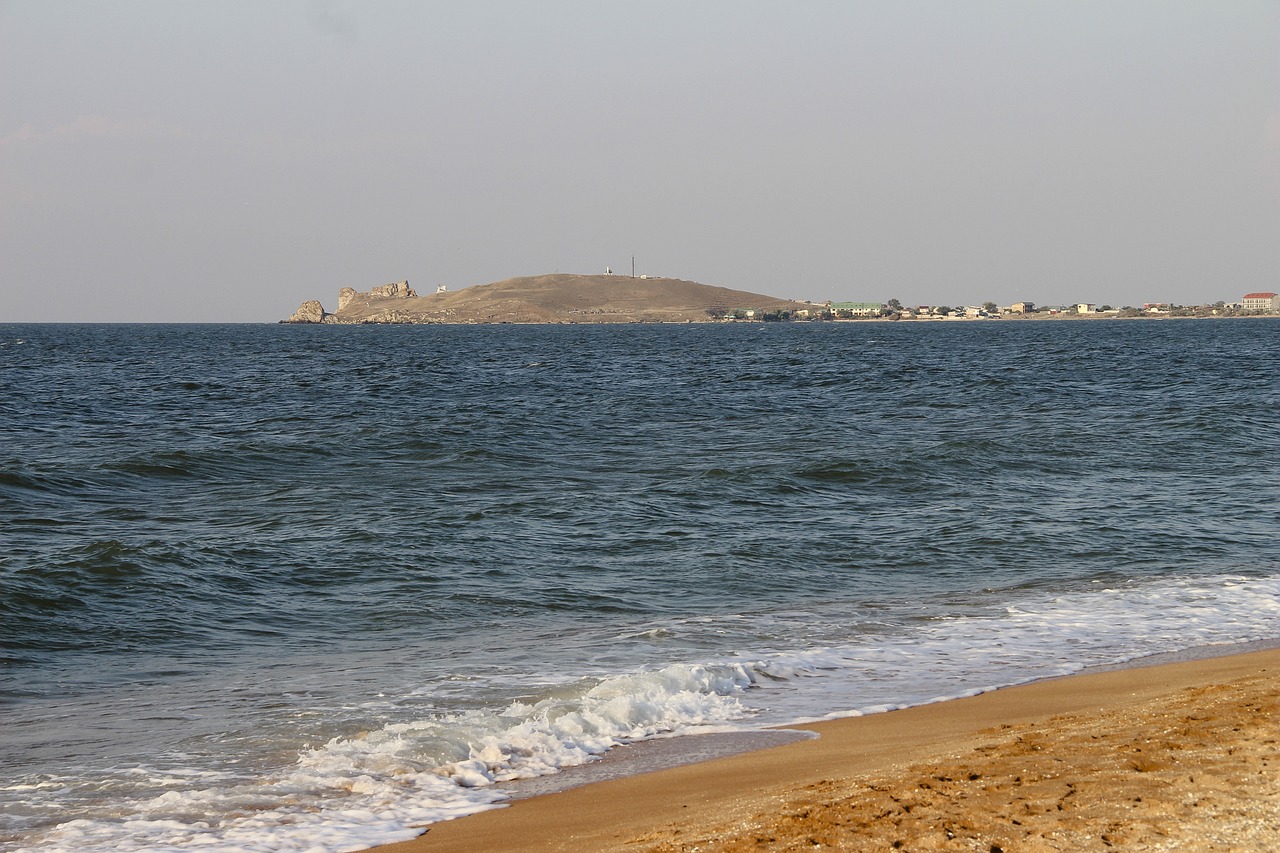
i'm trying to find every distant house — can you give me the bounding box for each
[1008,301,1034,314]
[1242,292,1279,311]
[1076,303,1097,314]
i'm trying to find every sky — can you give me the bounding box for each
[2,1,1278,322]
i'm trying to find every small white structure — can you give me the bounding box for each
[436,284,448,294]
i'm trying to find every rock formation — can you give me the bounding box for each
[283,300,329,324]
[287,281,418,324]
[369,281,416,299]
[335,281,417,311]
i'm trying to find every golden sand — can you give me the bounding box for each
[373,649,1278,853]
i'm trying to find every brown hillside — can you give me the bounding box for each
[328,274,806,324]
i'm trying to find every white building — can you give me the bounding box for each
[1242,292,1279,311]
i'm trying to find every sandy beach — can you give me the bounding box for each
[373,648,1278,853]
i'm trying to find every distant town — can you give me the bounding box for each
[719,291,1280,322]
[285,274,1280,326]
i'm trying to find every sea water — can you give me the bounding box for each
[1,319,1276,852]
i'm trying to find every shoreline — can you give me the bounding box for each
[494,638,1280,804]
[4,314,1277,326]
[279,312,1280,327]
[370,645,1279,852]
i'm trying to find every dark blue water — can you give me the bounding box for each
[1,320,1277,852]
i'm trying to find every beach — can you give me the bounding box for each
[374,648,1279,852]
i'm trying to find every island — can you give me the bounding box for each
[282,274,810,325]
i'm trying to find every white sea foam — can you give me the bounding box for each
[11,572,1279,853]
[730,573,1280,724]
[18,663,756,853]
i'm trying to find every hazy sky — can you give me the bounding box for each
[3,1,1278,321]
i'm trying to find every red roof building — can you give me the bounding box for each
[1242,292,1279,311]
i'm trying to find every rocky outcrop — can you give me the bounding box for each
[369,281,416,299]
[337,281,417,311]
[283,300,329,324]
[286,281,418,323]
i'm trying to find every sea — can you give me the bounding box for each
[1,318,1277,852]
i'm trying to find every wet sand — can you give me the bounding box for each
[372,648,1279,852]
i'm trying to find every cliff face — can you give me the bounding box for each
[284,274,805,325]
[337,281,416,311]
[283,281,418,324]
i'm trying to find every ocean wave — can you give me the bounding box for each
[10,573,1279,852]
[14,662,758,853]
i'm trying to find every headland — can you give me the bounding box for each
[282,274,807,325]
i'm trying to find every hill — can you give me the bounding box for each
[284,274,808,324]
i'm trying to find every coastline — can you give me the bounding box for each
[277,312,1280,325]
[371,646,1279,852]
[276,312,1280,326]
[279,272,1279,325]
